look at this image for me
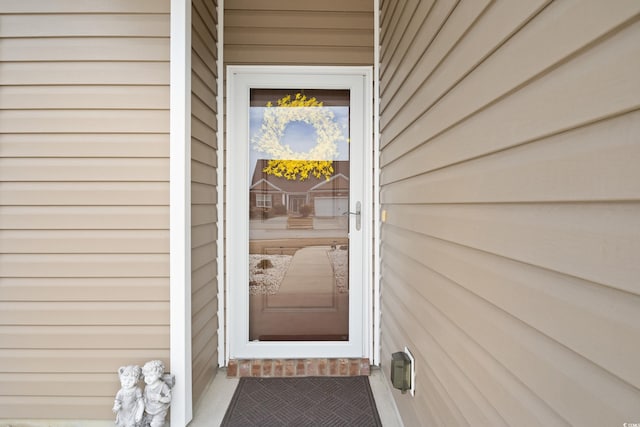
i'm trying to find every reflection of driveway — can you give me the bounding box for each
[250,216,348,240]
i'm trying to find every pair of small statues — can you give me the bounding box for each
[113,360,174,427]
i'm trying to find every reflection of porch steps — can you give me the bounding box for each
[286,216,313,229]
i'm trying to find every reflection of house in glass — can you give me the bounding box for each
[250,159,349,217]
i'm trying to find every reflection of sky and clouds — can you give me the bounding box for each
[249,106,350,178]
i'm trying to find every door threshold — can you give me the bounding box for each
[227,358,370,377]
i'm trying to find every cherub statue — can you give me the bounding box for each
[113,365,145,427]
[142,360,173,427]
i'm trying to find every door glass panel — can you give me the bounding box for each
[248,89,350,341]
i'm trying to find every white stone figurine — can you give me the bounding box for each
[142,360,174,427]
[113,365,145,427]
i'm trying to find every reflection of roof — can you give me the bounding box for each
[250,159,350,193]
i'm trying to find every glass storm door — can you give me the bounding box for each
[227,67,372,359]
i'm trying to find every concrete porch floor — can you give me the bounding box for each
[189,367,404,426]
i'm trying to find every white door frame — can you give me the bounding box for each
[226,65,374,360]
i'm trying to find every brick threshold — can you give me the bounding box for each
[227,358,370,378]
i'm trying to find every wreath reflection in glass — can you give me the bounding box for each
[252,93,347,181]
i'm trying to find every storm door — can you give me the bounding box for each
[227,66,372,359]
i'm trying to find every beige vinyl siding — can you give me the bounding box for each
[379,1,640,426]
[191,0,219,405]
[0,1,170,420]
[224,0,374,66]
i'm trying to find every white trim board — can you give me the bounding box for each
[170,0,193,425]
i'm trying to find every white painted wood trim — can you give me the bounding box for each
[373,0,381,366]
[216,0,226,368]
[170,0,192,425]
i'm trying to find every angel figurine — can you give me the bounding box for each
[142,360,174,427]
[113,365,145,427]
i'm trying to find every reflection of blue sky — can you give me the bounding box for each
[250,106,349,178]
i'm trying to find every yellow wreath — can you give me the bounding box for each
[252,93,345,162]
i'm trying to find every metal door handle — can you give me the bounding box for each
[347,201,361,231]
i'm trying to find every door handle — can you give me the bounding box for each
[346,201,361,231]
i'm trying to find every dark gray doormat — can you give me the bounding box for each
[220,376,383,426]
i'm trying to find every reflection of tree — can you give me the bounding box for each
[263,159,334,181]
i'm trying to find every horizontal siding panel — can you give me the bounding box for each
[192,243,216,271]
[0,395,113,420]
[192,96,216,130]
[381,11,640,166]
[0,373,123,397]
[0,230,168,254]
[381,110,640,201]
[192,299,217,334]
[192,54,218,92]
[383,249,640,426]
[192,279,217,315]
[0,182,168,206]
[0,38,169,62]
[192,117,217,145]
[0,0,169,13]
[0,325,168,349]
[192,262,217,295]
[0,134,168,157]
[192,139,217,164]
[192,223,217,249]
[0,3,172,419]
[0,62,169,85]
[380,318,458,427]
[379,0,399,43]
[384,226,640,390]
[0,254,169,277]
[0,278,168,302]
[192,340,217,384]
[226,0,372,12]
[0,110,169,133]
[192,318,217,363]
[191,108,218,136]
[0,302,169,325]
[193,0,218,37]
[192,32,217,75]
[380,0,640,426]
[0,158,168,181]
[381,0,488,112]
[192,205,217,227]
[225,27,373,47]
[192,74,217,112]
[379,0,413,63]
[379,0,441,81]
[192,181,217,205]
[193,353,217,405]
[192,0,218,404]
[225,45,373,65]
[380,0,411,58]
[381,270,571,426]
[192,159,217,185]
[1,85,169,110]
[0,349,169,373]
[381,291,498,427]
[225,10,373,29]
[384,203,640,295]
[381,0,547,122]
[0,14,169,37]
[0,206,168,229]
